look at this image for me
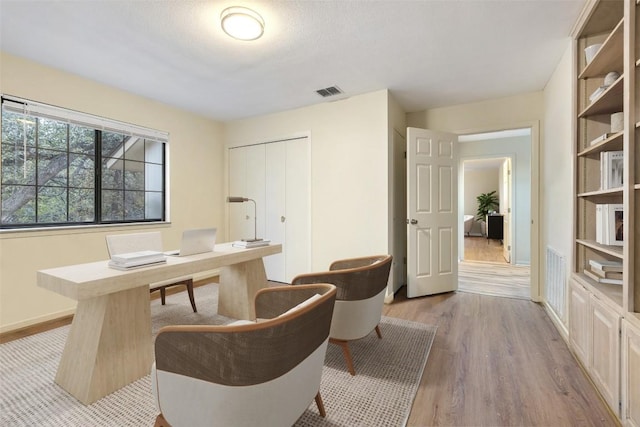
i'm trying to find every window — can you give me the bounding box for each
[1,96,167,228]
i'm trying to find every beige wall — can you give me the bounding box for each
[407,91,544,133]
[224,90,390,271]
[0,52,225,332]
[542,41,574,327]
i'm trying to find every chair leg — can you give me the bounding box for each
[185,279,197,312]
[160,288,166,305]
[375,324,382,339]
[154,413,171,427]
[315,392,326,418]
[330,338,355,375]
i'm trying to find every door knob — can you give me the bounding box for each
[281,216,286,223]
[410,219,418,225]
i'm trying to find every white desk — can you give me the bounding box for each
[37,242,281,404]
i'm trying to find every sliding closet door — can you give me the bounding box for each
[264,143,286,280]
[229,137,310,283]
[228,144,265,242]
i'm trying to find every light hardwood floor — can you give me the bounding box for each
[383,289,617,426]
[3,282,618,426]
[464,236,506,263]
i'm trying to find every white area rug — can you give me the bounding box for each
[0,284,436,427]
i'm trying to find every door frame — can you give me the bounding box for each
[459,154,515,264]
[456,121,540,302]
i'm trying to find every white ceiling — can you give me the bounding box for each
[0,0,585,122]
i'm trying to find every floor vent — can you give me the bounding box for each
[316,86,343,98]
[546,246,567,322]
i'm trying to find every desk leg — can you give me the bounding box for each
[218,258,267,320]
[55,286,152,404]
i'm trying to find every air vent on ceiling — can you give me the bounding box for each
[316,86,343,98]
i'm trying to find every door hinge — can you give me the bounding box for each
[404,151,407,159]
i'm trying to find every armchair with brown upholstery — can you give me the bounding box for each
[291,255,392,375]
[151,283,337,427]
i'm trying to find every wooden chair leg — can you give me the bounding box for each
[160,287,167,305]
[330,338,355,375]
[185,279,197,312]
[375,324,382,339]
[155,413,171,427]
[315,392,326,418]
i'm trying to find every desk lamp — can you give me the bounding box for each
[226,196,262,242]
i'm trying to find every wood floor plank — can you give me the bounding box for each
[383,289,618,426]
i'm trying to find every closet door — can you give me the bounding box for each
[229,137,310,283]
[264,142,286,281]
[228,145,265,242]
[263,138,310,282]
[283,138,310,281]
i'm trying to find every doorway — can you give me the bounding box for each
[457,129,532,300]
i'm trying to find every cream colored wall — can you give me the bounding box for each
[0,52,225,332]
[407,92,544,132]
[464,168,499,221]
[224,90,390,271]
[542,41,574,327]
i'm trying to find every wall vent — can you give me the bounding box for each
[546,246,567,322]
[316,86,343,98]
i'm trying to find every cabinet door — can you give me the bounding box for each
[622,320,640,427]
[590,295,620,416]
[569,279,591,366]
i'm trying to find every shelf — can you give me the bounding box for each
[578,131,624,156]
[576,239,624,259]
[578,75,624,117]
[577,188,623,198]
[579,19,624,79]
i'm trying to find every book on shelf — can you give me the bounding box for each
[583,269,623,285]
[588,259,623,272]
[600,150,623,190]
[589,133,611,146]
[109,250,166,269]
[595,204,623,246]
[232,239,271,248]
[588,266,623,280]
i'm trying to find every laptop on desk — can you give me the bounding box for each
[165,228,217,257]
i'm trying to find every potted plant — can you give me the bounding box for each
[476,191,499,235]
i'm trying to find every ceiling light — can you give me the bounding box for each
[220,6,264,41]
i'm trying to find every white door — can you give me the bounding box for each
[263,138,310,282]
[229,137,310,283]
[501,158,512,263]
[406,127,458,298]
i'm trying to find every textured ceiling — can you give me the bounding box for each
[0,0,585,121]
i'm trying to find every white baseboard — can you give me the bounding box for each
[542,300,569,345]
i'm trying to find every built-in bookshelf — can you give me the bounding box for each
[570,0,640,422]
[574,0,626,308]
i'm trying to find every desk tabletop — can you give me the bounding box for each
[37,243,282,300]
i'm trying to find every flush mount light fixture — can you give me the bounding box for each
[220,6,264,41]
